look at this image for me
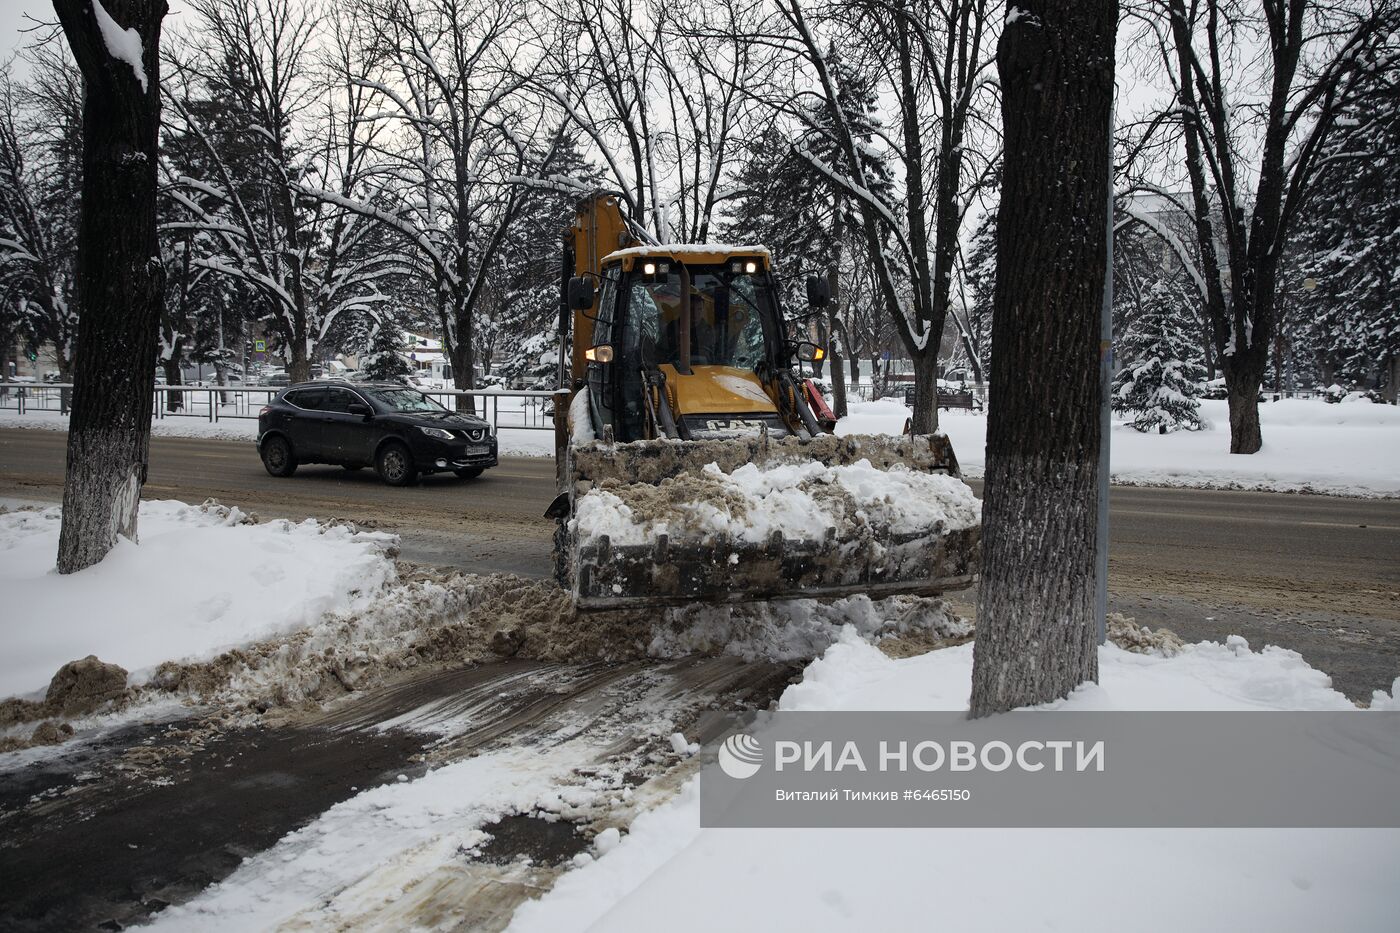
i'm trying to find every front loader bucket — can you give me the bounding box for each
[561,434,981,610]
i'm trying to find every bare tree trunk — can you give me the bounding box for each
[911,352,938,428]
[54,0,168,574]
[286,330,311,384]
[970,0,1116,718]
[163,352,183,411]
[1222,337,1266,452]
[1226,374,1263,450]
[827,247,847,418]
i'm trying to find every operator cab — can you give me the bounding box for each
[584,247,793,442]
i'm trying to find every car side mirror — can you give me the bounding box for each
[794,341,826,363]
[806,275,831,309]
[567,275,596,311]
[347,402,371,418]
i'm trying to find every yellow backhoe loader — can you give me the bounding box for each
[546,192,979,610]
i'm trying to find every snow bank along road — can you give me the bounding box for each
[1,428,1397,697]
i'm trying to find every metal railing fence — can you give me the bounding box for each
[0,383,556,430]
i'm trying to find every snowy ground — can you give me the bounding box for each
[839,396,1400,497]
[3,495,1397,928]
[0,500,396,700]
[0,408,557,457]
[508,632,1400,933]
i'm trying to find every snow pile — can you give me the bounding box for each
[0,500,396,700]
[575,458,980,547]
[506,632,1398,933]
[3,547,971,747]
[839,396,1400,497]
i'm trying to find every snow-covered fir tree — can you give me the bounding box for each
[1291,47,1400,401]
[484,133,601,380]
[724,45,893,307]
[961,191,999,383]
[1113,281,1206,432]
[361,325,411,383]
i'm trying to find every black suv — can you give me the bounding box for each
[256,381,498,485]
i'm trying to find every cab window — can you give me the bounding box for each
[622,265,772,371]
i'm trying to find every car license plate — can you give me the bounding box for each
[465,445,489,455]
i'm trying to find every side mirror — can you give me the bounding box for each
[806,275,831,309]
[567,275,596,311]
[794,341,826,363]
[347,402,371,418]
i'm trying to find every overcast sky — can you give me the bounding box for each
[0,1,52,69]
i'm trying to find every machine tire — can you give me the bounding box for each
[376,442,418,487]
[260,435,297,477]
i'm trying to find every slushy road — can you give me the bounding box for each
[2,428,1396,699]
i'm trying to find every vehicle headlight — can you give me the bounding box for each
[419,426,454,440]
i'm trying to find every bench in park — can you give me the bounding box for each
[903,386,983,411]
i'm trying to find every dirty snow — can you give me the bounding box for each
[575,458,980,547]
[839,396,1400,497]
[139,746,588,931]
[506,630,1400,933]
[0,500,395,700]
[648,594,969,662]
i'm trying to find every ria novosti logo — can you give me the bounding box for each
[718,733,764,779]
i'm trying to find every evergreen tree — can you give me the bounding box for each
[724,46,892,305]
[485,133,601,379]
[1113,281,1205,432]
[961,197,999,382]
[723,45,892,412]
[1291,50,1400,401]
[362,325,410,382]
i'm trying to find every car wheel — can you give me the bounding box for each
[261,435,297,477]
[376,442,417,487]
[453,467,484,479]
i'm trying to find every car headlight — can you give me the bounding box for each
[419,426,454,440]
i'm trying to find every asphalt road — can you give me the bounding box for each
[2,428,1397,699]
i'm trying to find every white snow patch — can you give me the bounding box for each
[601,243,770,264]
[838,397,1400,497]
[91,0,148,92]
[569,388,594,443]
[142,747,577,931]
[505,632,1399,933]
[0,500,395,699]
[667,732,697,756]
